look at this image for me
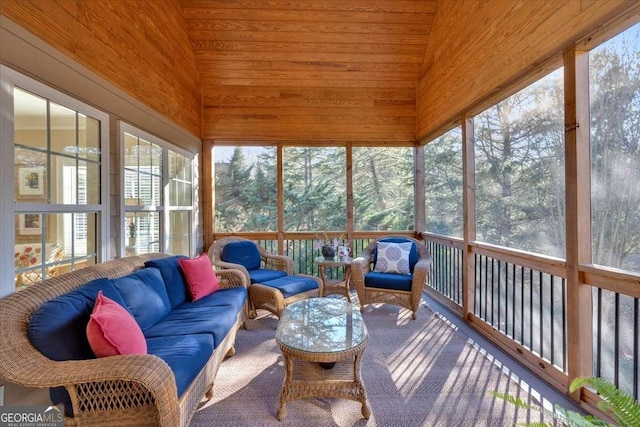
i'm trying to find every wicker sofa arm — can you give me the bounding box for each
[216,268,248,289]
[58,355,179,426]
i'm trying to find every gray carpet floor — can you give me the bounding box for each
[190,299,555,426]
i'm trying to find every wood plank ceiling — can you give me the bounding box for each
[181,0,437,143]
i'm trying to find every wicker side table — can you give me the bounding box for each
[314,256,353,301]
[275,298,370,420]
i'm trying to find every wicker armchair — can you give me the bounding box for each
[208,237,319,318]
[351,236,431,320]
[208,237,294,281]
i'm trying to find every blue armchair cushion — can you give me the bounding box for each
[365,271,413,292]
[374,238,419,272]
[221,241,262,270]
[111,267,172,331]
[248,268,288,284]
[146,334,214,397]
[144,255,189,307]
[261,275,318,299]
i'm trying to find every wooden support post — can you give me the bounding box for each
[346,143,354,248]
[414,145,426,238]
[564,45,593,399]
[202,140,214,251]
[277,144,285,255]
[462,115,476,320]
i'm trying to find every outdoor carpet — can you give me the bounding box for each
[190,297,555,426]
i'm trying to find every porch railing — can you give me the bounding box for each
[219,232,640,401]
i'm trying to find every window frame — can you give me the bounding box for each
[119,122,195,257]
[0,65,110,297]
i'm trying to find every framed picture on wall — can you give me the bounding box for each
[18,167,44,196]
[19,214,42,235]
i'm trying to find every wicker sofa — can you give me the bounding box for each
[0,253,248,427]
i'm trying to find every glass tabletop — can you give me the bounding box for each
[276,298,367,353]
[314,256,353,266]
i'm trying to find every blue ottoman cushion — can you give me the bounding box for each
[262,276,318,299]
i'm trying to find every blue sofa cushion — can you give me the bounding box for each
[176,287,248,315]
[144,256,188,307]
[221,241,262,270]
[365,271,413,292]
[374,238,419,272]
[262,275,318,299]
[146,334,214,397]
[144,288,246,348]
[248,268,288,284]
[28,277,127,362]
[27,277,129,417]
[111,268,172,331]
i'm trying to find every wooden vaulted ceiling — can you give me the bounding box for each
[180,0,437,143]
[2,1,637,146]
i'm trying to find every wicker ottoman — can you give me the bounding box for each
[248,274,322,318]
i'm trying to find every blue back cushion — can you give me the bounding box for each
[111,268,172,331]
[221,241,262,270]
[28,277,128,416]
[29,277,127,361]
[374,238,419,272]
[144,256,188,307]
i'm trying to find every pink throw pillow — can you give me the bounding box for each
[179,254,220,301]
[87,291,147,357]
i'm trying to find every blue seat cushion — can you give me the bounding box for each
[248,268,288,284]
[221,241,262,270]
[374,238,419,272]
[144,289,245,348]
[144,256,188,307]
[261,275,319,299]
[174,287,247,317]
[365,272,413,292]
[27,277,129,417]
[111,268,172,331]
[146,334,214,397]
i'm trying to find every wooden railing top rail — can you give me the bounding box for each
[581,263,640,299]
[469,241,567,278]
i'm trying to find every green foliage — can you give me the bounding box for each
[492,376,640,427]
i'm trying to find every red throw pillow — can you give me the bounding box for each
[86,291,147,357]
[178,254,220,301]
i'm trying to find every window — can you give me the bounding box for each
[3,67,108,295]
[590,22,640,273]
[121,123,194,256]
[214,146,277,232]
[424,127,463,237]
[353,147,413,231]
[283,147,346,231]
[474,68,566,256]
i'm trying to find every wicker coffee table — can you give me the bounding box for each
[275,297,370,420]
